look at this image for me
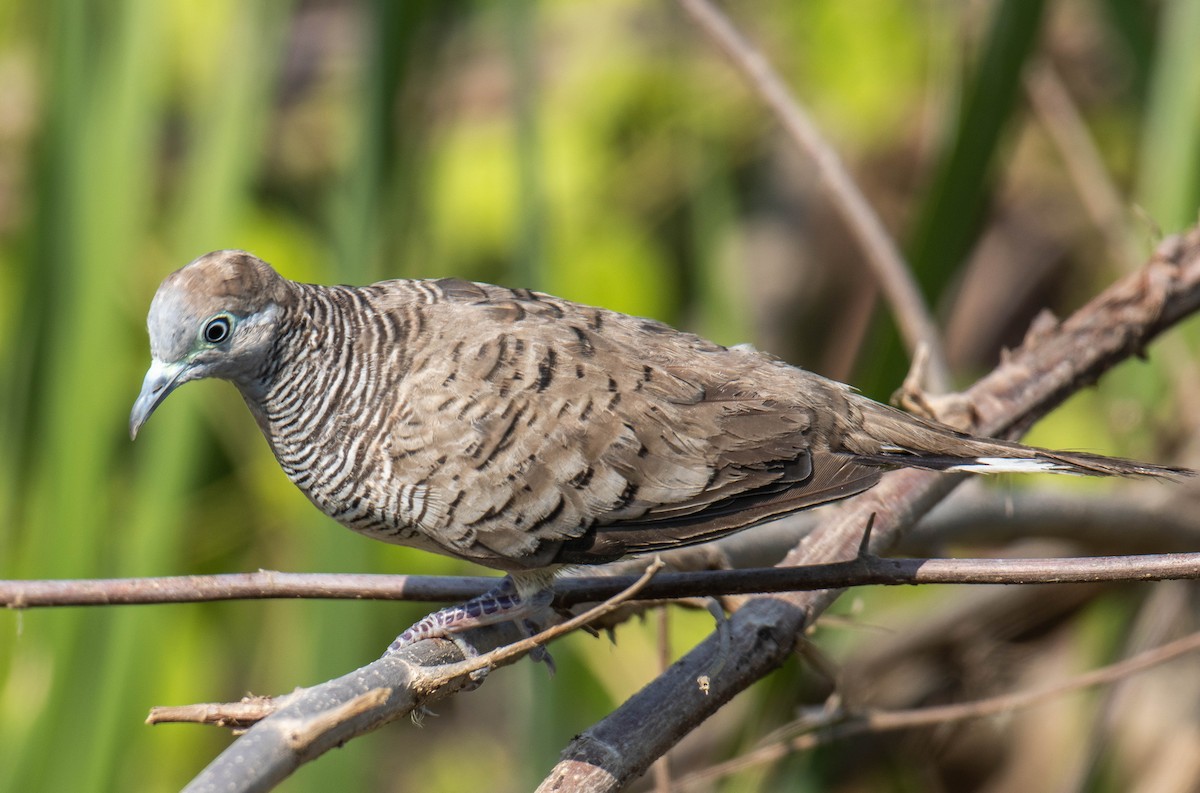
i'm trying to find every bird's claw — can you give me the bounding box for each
[385,577,560,679]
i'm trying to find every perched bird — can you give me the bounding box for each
[131,250,1189,646]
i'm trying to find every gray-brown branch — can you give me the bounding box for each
[534,229,1200,792]
[6,550,1200,610]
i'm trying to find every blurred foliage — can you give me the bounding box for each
[0,1,1197,792]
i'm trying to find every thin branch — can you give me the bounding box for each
[6,551,1200,611]
[675,0,951,391]
[148,697,276,730]
[672,629,1200,790]
[0,572,490,608]
[153,560,666,731]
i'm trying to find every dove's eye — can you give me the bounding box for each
[202,315,233,344]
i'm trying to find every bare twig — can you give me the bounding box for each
[672,629,1200,790]
[6,551,1200,611]
[0,572,490,608]
[148,697,276,729]
[675,0,950,390]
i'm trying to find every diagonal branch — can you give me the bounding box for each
[534,228,1200,792]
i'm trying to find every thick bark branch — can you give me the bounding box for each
[175,641,469,793]
[534,229,1200,792]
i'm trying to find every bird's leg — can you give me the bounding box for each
[385,576,556,660]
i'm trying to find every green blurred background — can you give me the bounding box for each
[2,1,1198,791]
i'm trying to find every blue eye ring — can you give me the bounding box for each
[202,314,233,345]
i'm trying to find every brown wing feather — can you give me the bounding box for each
[555,454,881,563]
[380,284,857,570]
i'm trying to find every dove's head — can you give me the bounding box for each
[130,250,290,438]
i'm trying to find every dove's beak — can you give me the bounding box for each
[130,359,191,439]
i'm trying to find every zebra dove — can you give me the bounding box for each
[130,250,1189,647]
